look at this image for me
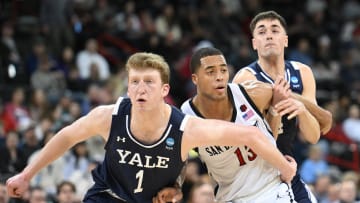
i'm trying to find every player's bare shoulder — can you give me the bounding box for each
[233,68,257,83]
[86,104,115,141]
[293,61,314,78]
[240,80,272,112]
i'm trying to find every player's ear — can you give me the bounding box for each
[162,84,170,97]
[191,73,198,85]
[252,38,257,50]
[284,35,288,47]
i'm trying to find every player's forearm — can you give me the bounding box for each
[246,130,295,178]
[22,127,76,181]
[298,111,320,144]
[265,111,281,140]
[292,93,332,134]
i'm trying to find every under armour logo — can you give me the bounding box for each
[117,136,126,142]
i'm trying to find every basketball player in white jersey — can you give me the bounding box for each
[178,47,331,203]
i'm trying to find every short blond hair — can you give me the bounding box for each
[125,52,170,84]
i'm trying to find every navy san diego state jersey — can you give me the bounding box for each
[84,97,186,202]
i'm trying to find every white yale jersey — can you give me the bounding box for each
[181,83,281,202]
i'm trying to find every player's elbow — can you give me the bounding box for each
[307,132,320,144]
[243,126,263,147]
[325,110,333,127]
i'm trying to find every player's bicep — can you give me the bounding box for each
[298,63,317,104]
[67,105,113,142]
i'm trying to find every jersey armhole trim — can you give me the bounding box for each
[180,115,190,132]
[112,97,124,115]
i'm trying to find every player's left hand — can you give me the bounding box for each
[152,187,182,203]
[279,155,297,184]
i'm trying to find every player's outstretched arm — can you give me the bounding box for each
[182,116,297,183]
[6,105,113,198]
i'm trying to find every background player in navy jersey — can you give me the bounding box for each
[175,47,330,202]
[233,11,332,203]
[6,52,297,203]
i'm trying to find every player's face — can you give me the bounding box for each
[127,68,169,111]
[252,19,288,59]
[192,55,229,101]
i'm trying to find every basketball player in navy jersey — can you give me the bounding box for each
[233,11,332,203]
[6,52,297,203]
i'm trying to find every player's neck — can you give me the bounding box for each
[193,95,233,121]
[130,103,171,143]
[258,57,285,79]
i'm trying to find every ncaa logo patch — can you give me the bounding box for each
[166,137,175,150]
[166,138,174,146]
[290,76,298,84]
[165,137,175,150]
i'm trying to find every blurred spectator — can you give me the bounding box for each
[181,158,203,202]
[63,142,90,182]
[56,181,79,203]
[155,4,182,44]
[300,144,329,184]
[338,179,359,203]
[1,87,32,133]
[30,53,66,104]
[0,132,25,182]
[343,104,360,142]
[56,46,88,93]
[39,0,74,56]
[28,130,65,196]
[113,1,142,40]
[29,89,50,123]
[313,174,332,202]
[106,66,128,99]
[67,159,97,200]
[76,38,110,82]
[339,48,360,95]
[20,125,40,163]
[0,182,9,203]
[0,21,23,84]
[28,186,47,203]
[320,180,340,203]
[288,37,314,66]
[52,93,83,130]
[186,180,216,203]
[25,37,54,76]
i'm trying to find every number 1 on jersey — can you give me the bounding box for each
[134,170,144,193]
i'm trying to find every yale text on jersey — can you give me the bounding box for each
[116,149,170,168]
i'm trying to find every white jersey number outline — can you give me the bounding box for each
[134,170,144,193]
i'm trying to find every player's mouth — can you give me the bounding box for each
[136,98,147,103]
[265,43,276,48]
[215,85,226,92]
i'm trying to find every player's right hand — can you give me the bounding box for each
[6,173,30,198]
[272,76,291,106]
[279,155,297,184]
